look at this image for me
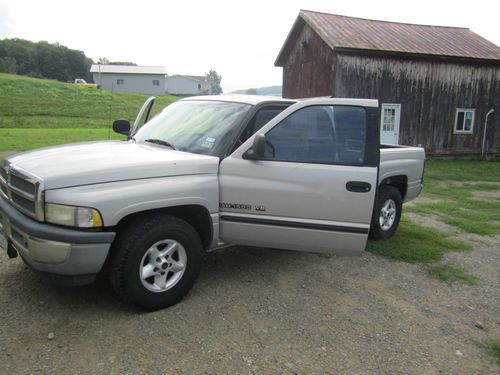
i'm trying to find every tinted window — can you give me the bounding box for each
[264,106,366,164]
[237,106,289,146]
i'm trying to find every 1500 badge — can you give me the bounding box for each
[219,202,252,210]
[219,203,267,212]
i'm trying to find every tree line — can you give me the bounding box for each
[0,38,93,82]
[0,38,223,93]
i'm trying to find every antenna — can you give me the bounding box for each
[108,81,114,140]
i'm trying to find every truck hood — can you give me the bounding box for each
[8,141,219,190]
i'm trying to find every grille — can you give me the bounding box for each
[10,174,36,195]
[0,164,43,220]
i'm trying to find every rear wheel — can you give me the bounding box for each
[109,215,203,310]
[370,186,402,240]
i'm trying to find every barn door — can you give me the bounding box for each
[380,104,401,144]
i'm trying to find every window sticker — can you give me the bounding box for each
[201,137,216,149]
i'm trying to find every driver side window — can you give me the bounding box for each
[237,106,289,146]
[264,105,366,164]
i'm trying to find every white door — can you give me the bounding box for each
[380,104,401,144]
[218,99,380,255]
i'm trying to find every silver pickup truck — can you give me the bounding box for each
[0,95,425,310]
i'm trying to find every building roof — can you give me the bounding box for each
[167,74,208,83]
[90,64,167,75]
[276,10,500,66]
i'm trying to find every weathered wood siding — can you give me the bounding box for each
[334,53,500,155]
[282,23,336,98]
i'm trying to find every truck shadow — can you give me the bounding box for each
[0,246,331,316]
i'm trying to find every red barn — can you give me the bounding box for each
[275,10,500,155]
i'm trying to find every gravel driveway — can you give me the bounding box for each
[1,234,499,374]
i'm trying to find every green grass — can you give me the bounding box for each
[479,340,500,364]
[405,159,500,235]
[0,129,124,151]
[367,217,471,262]
[407,199,500,235]
[370,160,499,282]
[407,181,500,235]
[0,72,177,150]
[424,159,500,182]
[426,265,478,285]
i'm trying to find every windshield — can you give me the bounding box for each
[134,100,251,156]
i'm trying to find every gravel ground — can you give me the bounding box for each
[0,229,499,375]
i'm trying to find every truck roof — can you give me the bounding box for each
[181,95,378,108]
[181,94,296,106]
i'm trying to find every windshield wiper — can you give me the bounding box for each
[144,138,177,150]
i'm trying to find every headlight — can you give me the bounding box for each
[45,203,103,228]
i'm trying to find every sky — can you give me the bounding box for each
[0,0,498,92]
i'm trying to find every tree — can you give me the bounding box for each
[206,69,222,95]
[245,88,258,95]
[109,61,137,66]
[97,57,110,64]
[0,56,17,74]
[0,38,94,82]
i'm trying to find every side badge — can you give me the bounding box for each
[220,203,252,211]
[255,205,266,212]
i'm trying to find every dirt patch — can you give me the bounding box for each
[471,190,500,199]
[434,181,500,188]
[1,243,499,374]
[406,212,458,234]
[405,196,442,206]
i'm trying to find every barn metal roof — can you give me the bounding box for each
[276,10,500,65]
[90,64,167,75]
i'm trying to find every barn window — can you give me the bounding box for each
[117,79,124,85]
[153,79,160,86]
[454,109,475,134]
[382,107,396,132]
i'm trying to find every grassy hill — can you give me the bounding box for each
[0,73,177,152]
[231,85,282,96]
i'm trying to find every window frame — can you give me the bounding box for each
[226,102,293,157]
[116,78,124,85]
[152,79,160,86]
[454,108,475,134]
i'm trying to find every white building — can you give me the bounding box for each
[90,64,167,95]
[165,75,212,96]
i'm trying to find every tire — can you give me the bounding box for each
[370,186,402,240]
[109,215,203,311]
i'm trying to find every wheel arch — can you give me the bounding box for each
[379,175,407,200]
[113,205,213,251]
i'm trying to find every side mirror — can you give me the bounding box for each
[112,119,131,136]
[244,133,266,160]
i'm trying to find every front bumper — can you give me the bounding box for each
[0,196,115,280]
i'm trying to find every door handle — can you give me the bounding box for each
[346,181,371,193]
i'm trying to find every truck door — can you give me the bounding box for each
[218,98,380,254]
[131,96,156,135]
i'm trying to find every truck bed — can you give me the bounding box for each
[379,144,425,202]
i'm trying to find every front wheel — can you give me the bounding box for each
[109,215,203,310]
[370,186,402,240]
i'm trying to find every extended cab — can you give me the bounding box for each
[0,96,425,310]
